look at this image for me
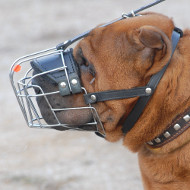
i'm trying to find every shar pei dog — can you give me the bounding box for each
[32,12,190,190]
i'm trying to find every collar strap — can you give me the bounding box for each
[147,108,190,148]
[84,28,182,135]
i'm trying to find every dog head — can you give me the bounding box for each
[32,12,175,149]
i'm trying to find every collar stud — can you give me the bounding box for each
[164,131,171,138]
[155,138,161,143]
[183,115,190,122]
[174,124,181,131]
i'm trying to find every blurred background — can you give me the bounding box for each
[0,0,190,189]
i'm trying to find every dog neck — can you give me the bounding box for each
[123,30,190,153]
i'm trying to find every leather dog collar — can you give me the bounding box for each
[147,107,190,148]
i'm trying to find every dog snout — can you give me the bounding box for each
[30,65,94,127]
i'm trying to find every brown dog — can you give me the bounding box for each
[34,12,190,189]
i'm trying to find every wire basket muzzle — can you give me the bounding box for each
[10,48,106,137]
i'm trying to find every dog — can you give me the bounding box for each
[32,12,190,189]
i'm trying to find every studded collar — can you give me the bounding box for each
[147,107,190,148]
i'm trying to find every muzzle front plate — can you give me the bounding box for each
[31,49,82,96]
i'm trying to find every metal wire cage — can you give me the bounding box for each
[9,47,106,137]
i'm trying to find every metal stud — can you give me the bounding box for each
[145,88,152,95]
[147,141,154,145]
[71,79,78,86]
[60,82,67,88]
[164,131,171,138]
[91,95,97,102]
[174,124,181,131]
[131,10,136,17]
[183,115,190,122]
[122,13,129,18]
[155,138,161,143]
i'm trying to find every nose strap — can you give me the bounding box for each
[31,49,82,96]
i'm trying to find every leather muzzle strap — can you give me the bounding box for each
[84,87,152,104]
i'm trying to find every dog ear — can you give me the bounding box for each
[132,25,172,76]
[138,26,165,50]
[132,25,172,55]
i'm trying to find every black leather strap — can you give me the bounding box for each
[84,86,152,104]
[122,29,181,134]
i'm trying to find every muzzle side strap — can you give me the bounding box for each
[84,86,152,104]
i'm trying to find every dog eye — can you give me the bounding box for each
[81,57,89,66]
[75,47,96,77]
[75,48,88,66]
[88,64,96,77]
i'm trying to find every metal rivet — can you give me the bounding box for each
[145,88,152,95]
[164,132,171,138]
[122,13,129,18]
[60,82,67,88]
[91,95,97,102]
[155,138,161,143]
[147,141,154,145]
[71,79,78,86]
[174,124,181,131]
[183,115,190,122]
[131,10,136,17]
